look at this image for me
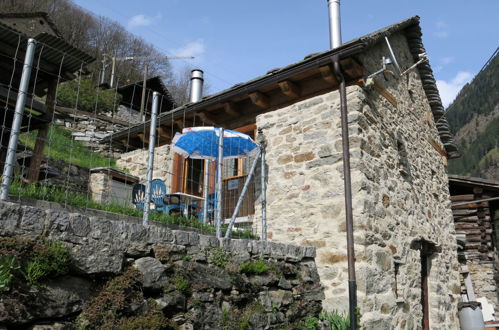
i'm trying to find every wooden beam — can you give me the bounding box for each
[196,111,217,125]
[249,91,270,108]
[157,126,171,139]
[428,138,448,158]
[372,81,398,107]
[137,133,149,144]
[319,65,339,85]
[174,119,184,130]
[340,58,364,79]
[26,79,57,183]
[278,80,301,98]
[223,102,239,117]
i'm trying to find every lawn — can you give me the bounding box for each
[20,125,119,169]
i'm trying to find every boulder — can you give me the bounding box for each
[133,257,168,289]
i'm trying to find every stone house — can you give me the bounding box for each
[104,16,461,328]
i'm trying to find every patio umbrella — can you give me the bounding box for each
[171,127,259,160]
[171,126,261,238]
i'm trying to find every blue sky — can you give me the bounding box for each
[73,0,498,108]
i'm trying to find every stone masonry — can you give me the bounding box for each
[255,31,460,329]
[0,200,323,329]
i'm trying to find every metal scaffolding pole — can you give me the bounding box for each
[260,147,267,241]
[215,128,224,238]
[202,160,210,224]
[225,149,261,238]
[142,91,160,225]
[0,38,37,201]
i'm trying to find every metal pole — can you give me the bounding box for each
[260,147,267,241]
[333,54,357,330]
[140,63,148,122]
[0,38,37,201]
[215,128,224,238]
[327,0,342,49]
[142,91,160,226]
[202,159,210,224]
[110,56,116,88]
[225,149,261,238]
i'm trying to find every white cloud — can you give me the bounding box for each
[171,40,206,58]
[434,20,449,38]
[128,14,161,28]
[436,71,474,108]
[440,56,454,65]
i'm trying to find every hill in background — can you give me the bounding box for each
[446,49,498,180]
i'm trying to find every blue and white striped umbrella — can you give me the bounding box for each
[171,127,259,160]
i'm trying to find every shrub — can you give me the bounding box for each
[76,268,143,329]
[209,248,231,268]
[239,260,269,275]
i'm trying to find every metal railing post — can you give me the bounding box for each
[142,91,160,225]
[0,38,37,201]
[225,149,261,238]
[202,160,210,224]
[260,147,267,241]
[215,128,224,238]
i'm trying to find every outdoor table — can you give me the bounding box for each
[169,192,205,217]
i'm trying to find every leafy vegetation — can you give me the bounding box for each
[57,78,121,113]
[173,274,190,295]
[0,237,71,290]
[239,260,269,275]
[446,51,498,178]
[299,310,361,330]
[0,256,19,292]
[209,248,231,268]
[20,125,119,169]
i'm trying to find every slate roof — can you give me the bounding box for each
[104,16,459,158]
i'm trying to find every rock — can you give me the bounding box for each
[182,262,232,290]
[156,293,185,314]
[133,257,168,289]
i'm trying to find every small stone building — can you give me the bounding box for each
[104,17,461,328]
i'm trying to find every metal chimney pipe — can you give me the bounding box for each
[189,69,204,103]
[327,0,342,48]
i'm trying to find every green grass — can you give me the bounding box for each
[19,125,119,169]
[9,179,258,239]
[239,260,269,275]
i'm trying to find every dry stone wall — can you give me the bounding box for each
[0,200,323,329]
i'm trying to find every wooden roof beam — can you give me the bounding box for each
[137,132,149,144]
[319,65,339,85]
[249,91,270,109]
[224,102,240,117]
[196,111,218,125]
[340,58,364,79]
[157,126,172,139]
[278,80,301,98]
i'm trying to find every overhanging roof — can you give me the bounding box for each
[117,76,176,114]
[104,16,458,158]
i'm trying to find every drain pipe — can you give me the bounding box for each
[327,0,357,328]
[333,54,357,329]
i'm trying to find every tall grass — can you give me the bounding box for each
[19,125,118,169]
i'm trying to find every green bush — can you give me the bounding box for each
[0,256,19,292]
[210,248,231,268]
[239,260,269,275]
[57,78,120,114]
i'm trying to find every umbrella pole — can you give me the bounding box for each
[202,160,210,224]
[215,128,224,238]
[225,149,261,238]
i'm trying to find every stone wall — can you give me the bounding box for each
[116,144,174,186]
[255,31,460,329]
[0,200,323,329]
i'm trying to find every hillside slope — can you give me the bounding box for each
[447,49,499,179]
